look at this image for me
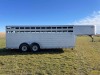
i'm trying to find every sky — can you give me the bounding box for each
[0,0,100,33]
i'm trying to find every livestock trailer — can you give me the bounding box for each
[6,25,96,52]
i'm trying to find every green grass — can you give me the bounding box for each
[0,33,100,75]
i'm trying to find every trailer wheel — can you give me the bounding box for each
[31,43,40,52]
[19,43,30,52]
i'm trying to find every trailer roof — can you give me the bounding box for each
[6,25,95,27]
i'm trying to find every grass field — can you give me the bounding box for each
[0,32,100,75]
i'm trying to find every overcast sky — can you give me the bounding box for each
[0,0,100,33]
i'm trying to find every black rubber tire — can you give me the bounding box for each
[19,43,30,52]
[31,43,40,52]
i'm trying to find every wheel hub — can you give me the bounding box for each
[32,46,38,51]
[22,46,27,51]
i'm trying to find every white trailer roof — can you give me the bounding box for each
[6,25,95,27]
